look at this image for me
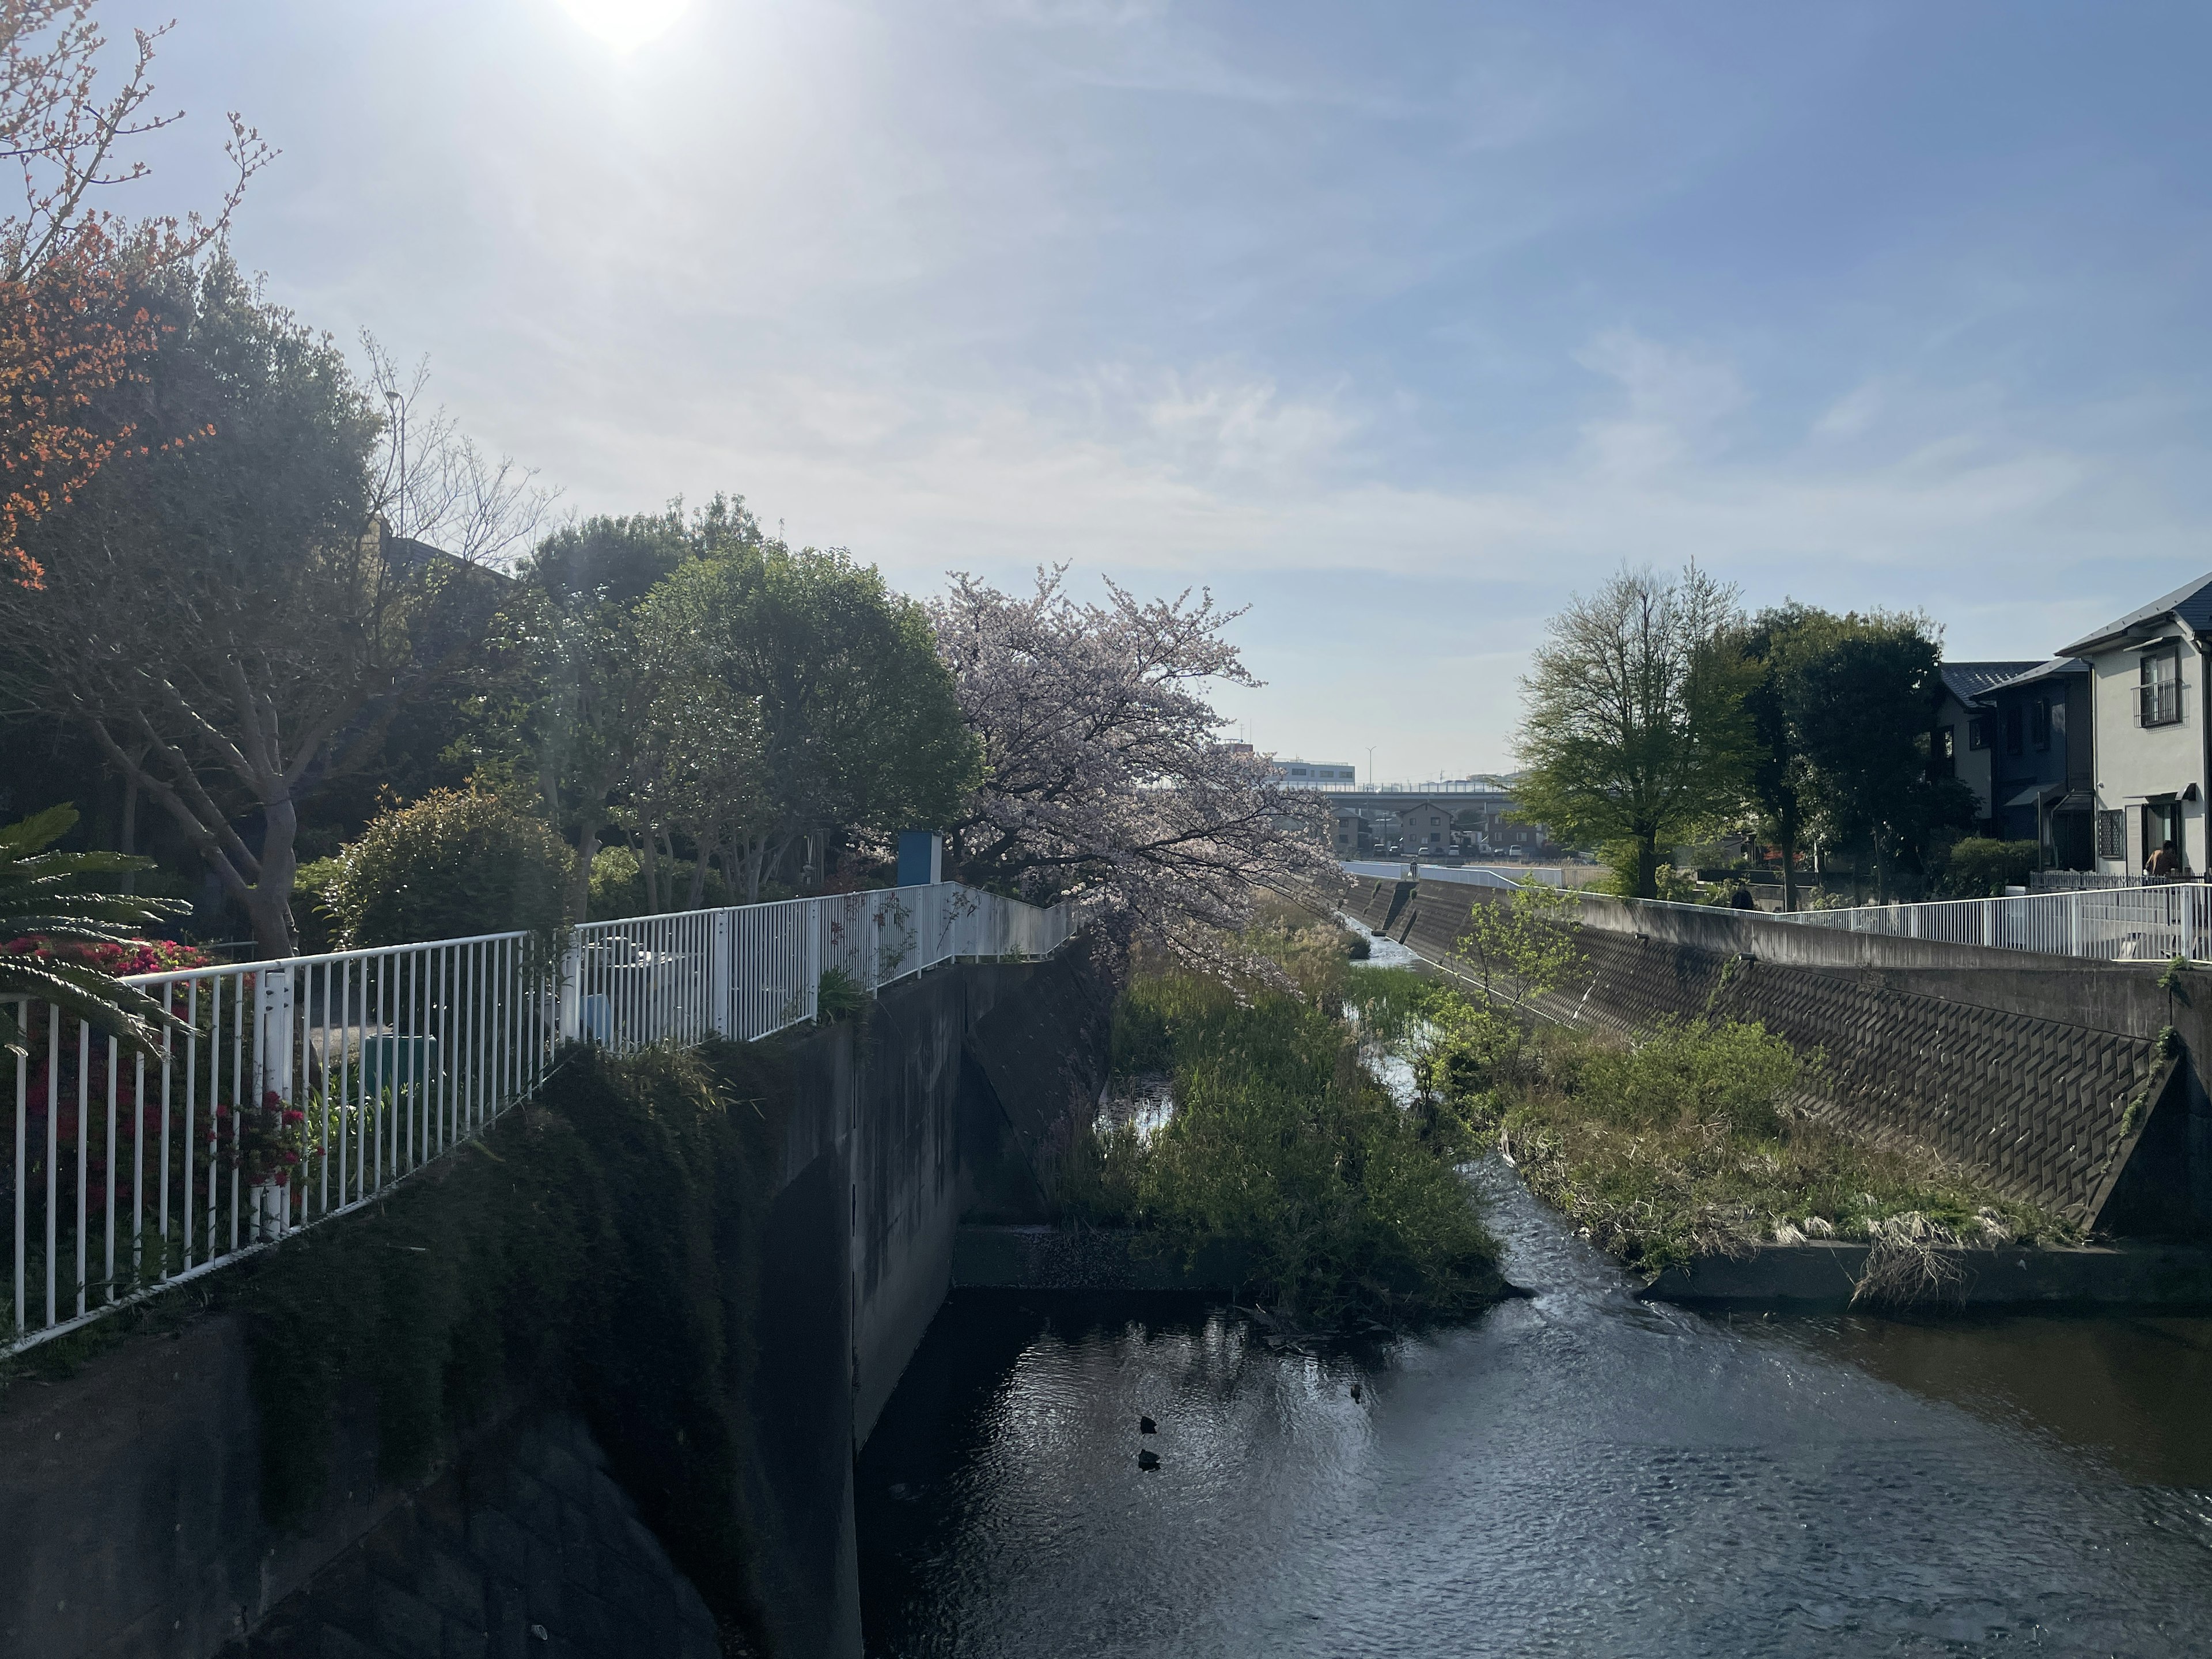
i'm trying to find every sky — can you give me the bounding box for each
[120,1,2212,783]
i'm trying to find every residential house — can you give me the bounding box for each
[1331,808,1372,858]
[1391,798,1457,855]
[2059,573,2212,877]
[1981,658,2094,868]
[1933,661,2044,826]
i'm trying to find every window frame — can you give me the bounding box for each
[2140,645,2185,728]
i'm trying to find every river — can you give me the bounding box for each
[856,929,2212,1656]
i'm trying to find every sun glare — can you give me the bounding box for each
[550,0,694,53]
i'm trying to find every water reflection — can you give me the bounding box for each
[859,1157,2212,1657]
[1766,1309,2212,1489]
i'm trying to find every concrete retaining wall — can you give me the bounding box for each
[1350,878,2212,1233]
[0,944,1118,1659]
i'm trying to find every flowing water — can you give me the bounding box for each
[857,928,2212,1655]
[859,1167,2212,1657]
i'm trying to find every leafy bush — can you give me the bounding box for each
[0,804,190,1057]
[588,844,643,919]
[1435,1013,2074,1271]
[1938,837,2040,897]
[1343,964,1449,1043]
[325,790,574,948]
[291,857,346,955]
[1088,965,1503,1328]
[1573,1017,1800,1140]
[585,844,733,921]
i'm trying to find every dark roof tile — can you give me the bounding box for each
[2059,570,2212,656]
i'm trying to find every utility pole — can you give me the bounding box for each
[1366,745,1377,787]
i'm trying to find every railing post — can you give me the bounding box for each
[559,932,582,1041]
[252,965,294,1242]
[711,910,733,1037]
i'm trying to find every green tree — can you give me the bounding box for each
[1738,603,1821,911]
[643,543,979,901]
[1514,564,1758,899]
[1456,885,1585,1010]
[0,260,538,957]
[504,508,702,921]
[1785,610,1975,900]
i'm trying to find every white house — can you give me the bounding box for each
[2059,573,2212,877]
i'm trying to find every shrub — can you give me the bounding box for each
[291,857,346,955]
[815,965,866,1023]
[1097,965,1503,1327]
[1572,1016,1800,1141]
[588,844,644,919]
[1938,837,2040,897]
[326,790,574,948]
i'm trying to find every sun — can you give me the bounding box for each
[550,0,694,53]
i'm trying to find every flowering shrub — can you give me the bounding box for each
[3,936,210,977]
[215,1089,312,1188]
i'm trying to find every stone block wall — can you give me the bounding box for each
[233,1414,721,1659]
[1349,879,2189,1229]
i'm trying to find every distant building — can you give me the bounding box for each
[1392,797,1457,855]
[1332,808,1372,857]
[1272,757,1359,786]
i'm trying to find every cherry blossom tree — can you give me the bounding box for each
[931,567,1339,967]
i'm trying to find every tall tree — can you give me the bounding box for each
[0,1,270,584]
[648,541,978,902]
[1785,609,1975,900]
[930,567,1337,967]
[505,507,700,921]
[1738,602,1821,911]
[0,260,543,957]
[1514,563,1757,899]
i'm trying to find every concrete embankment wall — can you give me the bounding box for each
[0,941,1116,1659]
[1351,878,2212,1233]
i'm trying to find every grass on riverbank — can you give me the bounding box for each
[1349,965,2078,1274]
[1058,913,1505,1330]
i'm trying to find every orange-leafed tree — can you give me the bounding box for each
[0,1,268,586]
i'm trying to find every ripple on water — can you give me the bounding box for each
[859,1147,2212,1657]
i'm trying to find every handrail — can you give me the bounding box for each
[7,882,1073,1353]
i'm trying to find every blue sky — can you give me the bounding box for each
[131,1,2212,782]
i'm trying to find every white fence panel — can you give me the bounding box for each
[5,881,1068,1351]
[1621,880,2212,966]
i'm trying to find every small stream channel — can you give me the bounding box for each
[856,927,2212,1657]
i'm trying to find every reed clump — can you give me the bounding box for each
[1055,911,1505,1330]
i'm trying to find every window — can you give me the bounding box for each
[2031,698,2051,752]
[1967,715,1990,751]
[2140,647,2184,727]
[2097,809,2125,861]
[1933,725,1956,777]
[2003,704,2024,755]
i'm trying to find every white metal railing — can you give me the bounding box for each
[1590,883,2212,964]
[1764,882,2212,963]
[4,882,1070,1353]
